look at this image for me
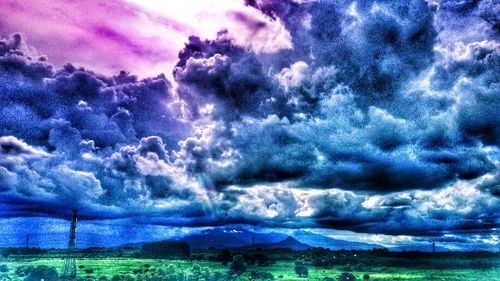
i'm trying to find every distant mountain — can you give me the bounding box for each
[177,227,289,250]
[121,242,145,248]
[292,230,384,250]
[244,236,311,251]
[120,227,288,250]
[120,228,388,250]
[175,230,248,249]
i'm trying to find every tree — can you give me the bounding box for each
[254,253,271,266]
[15,266,33,277]
[339,272,357,281]
[141,241,190,258]
[294,261,308,278]
[230,255,246,275]
[25,266,59,281]
[220,249,233,263]
[250,271,274,280]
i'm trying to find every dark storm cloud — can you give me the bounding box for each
[173,34,289,120]
[178,92,495,191]
[437,0,499,40]
[431,42,500,146]
[247,0,437,100]
[0,38,191,150]
[0,34,201,220]
[0,0,499,239]
[167,0,495,193]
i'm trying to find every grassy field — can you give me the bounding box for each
[1,258,499,280]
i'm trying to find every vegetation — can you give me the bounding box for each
[140,241,190,259]
[0,264,9,272]
[339,272,357,281]
[0,248,498,280]
[230,255,247,275]
[25,266,59,281]
[294,260,309,278]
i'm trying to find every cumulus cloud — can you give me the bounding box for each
[173,34,289,120]
[0,136,49,159]
[212,179,499,236]
[0,0,498,240]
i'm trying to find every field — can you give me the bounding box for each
[1,257,499,281]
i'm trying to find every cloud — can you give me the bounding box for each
[477,171,500,197]
[177,88,495,191]
[248,0,437,98]
[0,0,499,240]
[212,179,499,236]
[0,0,293,78]
[435,0,499,43]
[173,34,288,119]
[0,136,49,159]
[0,41,191,150]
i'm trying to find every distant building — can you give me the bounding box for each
[141,241,190,258]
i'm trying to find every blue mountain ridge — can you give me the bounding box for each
[121,227,383,250]
[292,230,383,250]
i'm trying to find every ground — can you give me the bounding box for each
[0,258,499,281]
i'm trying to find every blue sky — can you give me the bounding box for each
[0,0,498,250]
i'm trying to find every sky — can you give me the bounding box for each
[0,0,498,250]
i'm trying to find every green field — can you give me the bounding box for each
[1,258,499,281]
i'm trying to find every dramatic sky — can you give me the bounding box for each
[0,0,498,250]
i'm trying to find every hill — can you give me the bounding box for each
[243,236,311,251]
[291,230,383,250]
[121,228,387,250]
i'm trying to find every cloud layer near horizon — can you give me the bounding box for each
[0,0,499,239]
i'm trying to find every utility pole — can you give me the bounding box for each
[432,241,436,253]
[62,209,77,280]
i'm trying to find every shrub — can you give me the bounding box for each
[294,261,308,278]
[339,272,357,281]
[79,265,85,269]
[122,275,135,281]
[353,263,367,271]
[250,271,274,280]
[0,264,8,272]
[343,265,353,272]
[85,268,94,274]
[98,277,108,281]
[220,249,233,263]
[132,268,143,274]
[110,275,134,281]
[25,266,59,281]
[254,253,272,266]
[363,273,370,280]
[230,254,246,275]
[15,265,33,276]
